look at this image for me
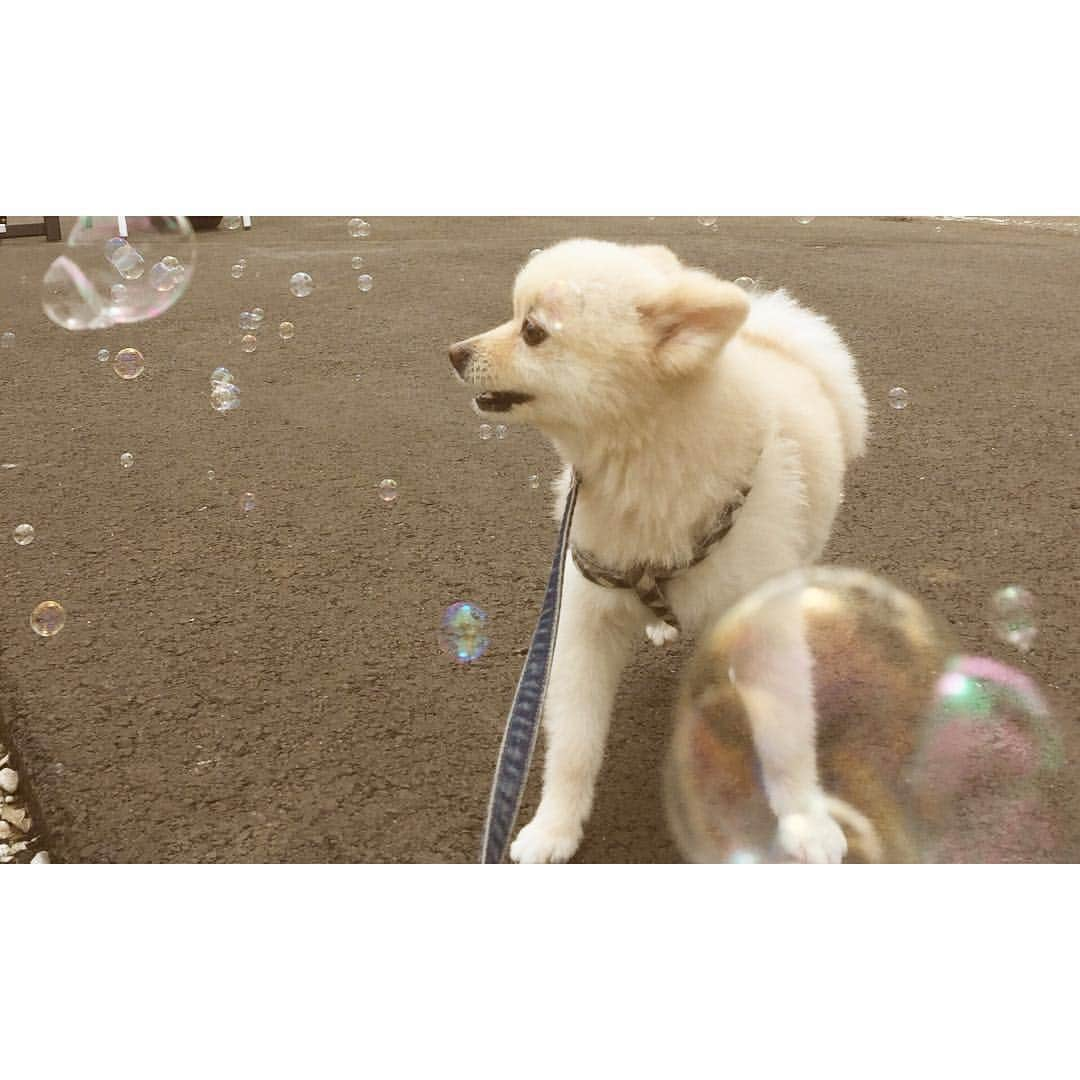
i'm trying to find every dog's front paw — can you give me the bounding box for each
[645,621,680,647]
[510,817,583,864]
[777,810,848,864]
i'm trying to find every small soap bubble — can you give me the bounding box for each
[241,334,257,353]
[278,321,295,341]
[697,217,718,228]
[230,263,245,279]
[438,601,490,663]
[357,274,374,293]
[161,255,180,271]
[351,255,365,270]
[478,424,493,441]
[990,586,1037,653]
[347,218,371,239]
[888,386,909,410]
[290,272,314,298]
[211,383,240,412]
[239,311,257,331]
[240,491,256,512]
[149,260,177,292]
[96,348,110,363]
[494,424,508,440]
[207,469,216,481]
[111,347,145,380]
[251,307,265,323]
[0,330,14,349]
[795,217,815,225]
[120,452,134,469]
[733,276,756,291]
[378,478,398,503]
[934,225,944,234]
[223,217,242,231]
[31,600,66,638]
[111,283,129,305]
[110,242,146,280]
[528,474,541,490]
[13,523,35,546]
[211,366,233,385]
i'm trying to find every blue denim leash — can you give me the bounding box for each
[480,473,580,863]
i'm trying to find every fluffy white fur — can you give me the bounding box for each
[449,239,869,863]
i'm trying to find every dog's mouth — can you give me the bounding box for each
[473,390,534,413]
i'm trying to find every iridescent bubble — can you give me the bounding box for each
[251,307,265,324]
[207,469,216,481]
[13,523,35,546]
[109,241,145,280]
[278,321,295,341]
[378,478,398,503]
[230,263,245,279]
[31,600,66,638]
[351,255,365,270]
[908,655,1066,861]
[478,424,493,441]
[356,274,374,293]
[289,272,314,298]
[211,383,240,412]
[990,586,1037,653]
[211,366,233,385]
[665,567,957,864]
[528,474,541,490]
[96,348,110,363]
[111,347,145,380]
[888,386,909,410]
[438,601,490,663]
[149,259,179,292]
[239,311,258,331]
[347,218,371,239]
[0,330,14,349]
[120,452,134,469]
[733,276,756,291]
[241,334,257,353]
[494,424,508,440]
[240,492,256,512]
[697,217,718,228]
[223,217,242,231]
[42,217,196,330]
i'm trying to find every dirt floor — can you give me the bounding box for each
[0,216,1077,862]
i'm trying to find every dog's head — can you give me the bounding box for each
[447,239,750,435]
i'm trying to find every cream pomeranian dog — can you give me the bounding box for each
[448,239,869,863]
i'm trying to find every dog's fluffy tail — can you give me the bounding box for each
[744,288,869,462]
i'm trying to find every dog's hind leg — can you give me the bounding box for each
[510,568,637,864]
[730,587,847,864]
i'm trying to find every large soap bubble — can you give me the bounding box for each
[664,567,1070,864]
[42,216,196,330]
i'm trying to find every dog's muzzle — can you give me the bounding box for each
[448,342,472,379]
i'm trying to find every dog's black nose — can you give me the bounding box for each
[448,342,472,376]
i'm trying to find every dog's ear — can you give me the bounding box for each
[638,270,749,377]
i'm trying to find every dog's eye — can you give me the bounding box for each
[522,317,548,347]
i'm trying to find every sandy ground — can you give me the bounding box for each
[0,215,1077,862]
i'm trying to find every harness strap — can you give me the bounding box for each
[570,479,752,628]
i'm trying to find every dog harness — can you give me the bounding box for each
[570,476,754,631]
